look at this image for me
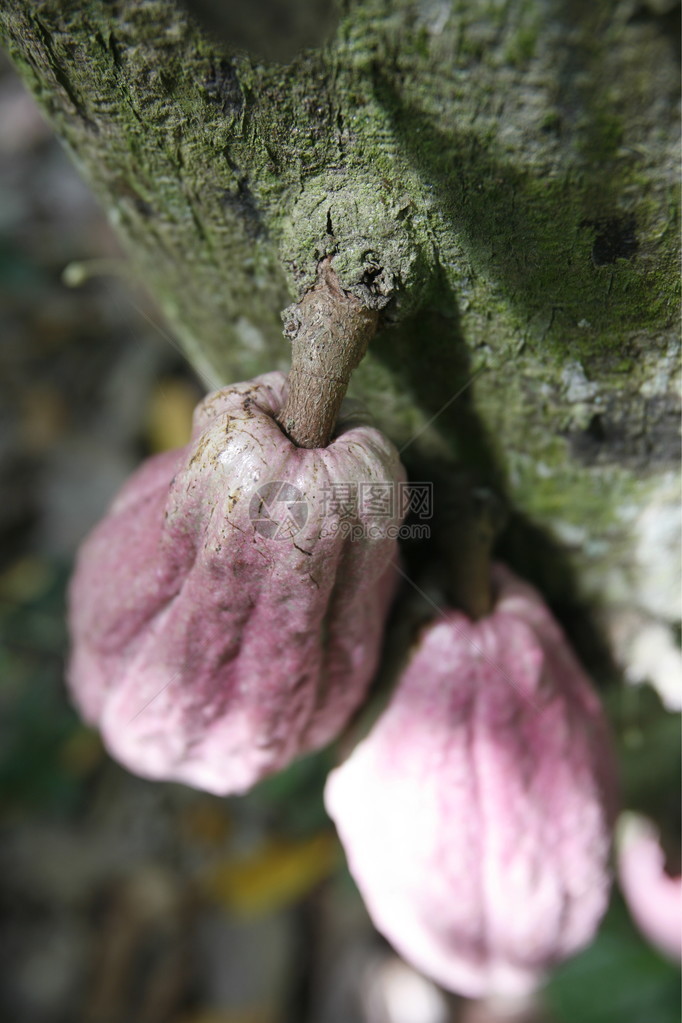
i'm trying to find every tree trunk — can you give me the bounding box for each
[1,0,679,678]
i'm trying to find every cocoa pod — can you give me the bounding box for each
[68,371,406,794]
[617,813,681,963]
[325,563,617,998]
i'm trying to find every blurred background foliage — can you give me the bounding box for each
[0,49,679,1023]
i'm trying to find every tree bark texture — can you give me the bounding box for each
[1,0,679,672]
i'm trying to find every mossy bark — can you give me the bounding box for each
[1,0,679,660]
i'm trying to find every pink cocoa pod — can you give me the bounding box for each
[617,813,682,962]
[68,371,406,795]
[325,563,617,999]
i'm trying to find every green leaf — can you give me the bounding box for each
[547,898,681,1023]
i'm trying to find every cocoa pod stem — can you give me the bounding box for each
[277,257,378,448]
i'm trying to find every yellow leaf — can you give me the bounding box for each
[203,832,339,917]
[146,378,199,452]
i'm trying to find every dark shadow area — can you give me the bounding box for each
[372,273,624,684]
[628,0,681,62]
[369,40,677,362]
[373,268,501,477]
[497,510,621,685]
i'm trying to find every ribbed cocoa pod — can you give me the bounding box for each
[68,371,406,794]
[325,563,617,998]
